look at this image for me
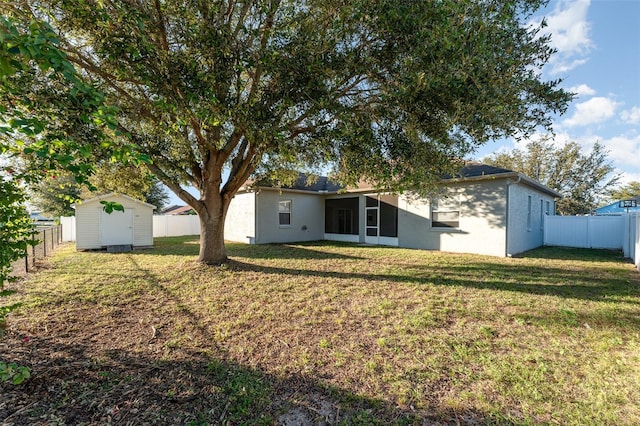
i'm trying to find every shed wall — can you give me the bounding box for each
[75,195,153,249]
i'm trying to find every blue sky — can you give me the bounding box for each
[475,0,640,184]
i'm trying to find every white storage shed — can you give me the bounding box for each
[74,193,155,250]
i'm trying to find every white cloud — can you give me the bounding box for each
[545,0,593,53]
[621,106,640,124]
[567,84,596,97]
[616,170,640,185]
[599,134,640,168]
[562,97,619,127]
[535,0,593,75]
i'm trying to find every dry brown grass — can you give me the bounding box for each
[1,237,640,425]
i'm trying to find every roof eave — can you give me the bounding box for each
[443,172,562,198]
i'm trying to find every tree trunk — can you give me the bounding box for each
[197,193,230,265]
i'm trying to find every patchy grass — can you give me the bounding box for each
[1,237,640,425]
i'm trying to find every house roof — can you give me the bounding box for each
[162,205,195,215]
[244,162,561,198]
[445,162,562,198]
[74,193,156,209]
[248,173,343,193]
[455,162,514,178]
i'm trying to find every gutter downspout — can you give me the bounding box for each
[505,175,522,257]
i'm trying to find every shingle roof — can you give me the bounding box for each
[254,173,343,193]
[455,162,514,178]
[250,163,552,195]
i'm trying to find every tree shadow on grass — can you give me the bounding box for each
[150,236,366,261]
[1,335,525,425]
[1,256,522,426]
[226,257,640,306]
[519,246,632,263]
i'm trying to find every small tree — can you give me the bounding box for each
[29,174,82,217]
[484,138,620,215]
[608,181,640,203]
[30,164,170,216]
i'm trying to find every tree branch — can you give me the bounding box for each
[146,163,200,208]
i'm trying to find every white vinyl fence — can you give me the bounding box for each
[60,216,76,242]
[543,215,624,249]
[152,215,200,237]
[544,213,640,271]
[60,215,200,242]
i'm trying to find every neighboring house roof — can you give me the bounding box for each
[162,205,195,215]
[161,205,183,214]
[73,193,156,209]
[244,162,561,198]
[595,196,640,215]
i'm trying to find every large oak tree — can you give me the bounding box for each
[4,0,572,264]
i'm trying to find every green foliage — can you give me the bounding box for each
[29,174,82,217]
[3,0,573,263]
[0,176,35,384]
[100,200,125,214]
[0,177,37,287]
[0,361,31,385]
[608,181,640,203]
[484,138,619,215]
[29,166,169,216]
[89,164,169,210]
[0,361,30,385]
[0,16,144,183]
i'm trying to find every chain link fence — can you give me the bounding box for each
[10,225,63,279]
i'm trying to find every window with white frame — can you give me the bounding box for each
[278,200,291,226]
[431,197,460,229]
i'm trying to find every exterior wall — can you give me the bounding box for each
[224,192,256,243]
[223,176,556,256]
[75,204,101,250]
[254,189,324,243]
[398,179,508,257]
[75,194,153,249]
[506,181,555,256]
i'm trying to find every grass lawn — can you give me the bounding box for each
[1,237,640,425]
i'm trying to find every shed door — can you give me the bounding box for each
[101,208,134,246]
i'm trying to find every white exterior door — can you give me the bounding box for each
[101,208,134,246]
[365,206,379,244]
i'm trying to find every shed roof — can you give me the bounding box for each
[74,193,156,209]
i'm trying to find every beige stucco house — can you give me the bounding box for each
[224,163,561,257]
